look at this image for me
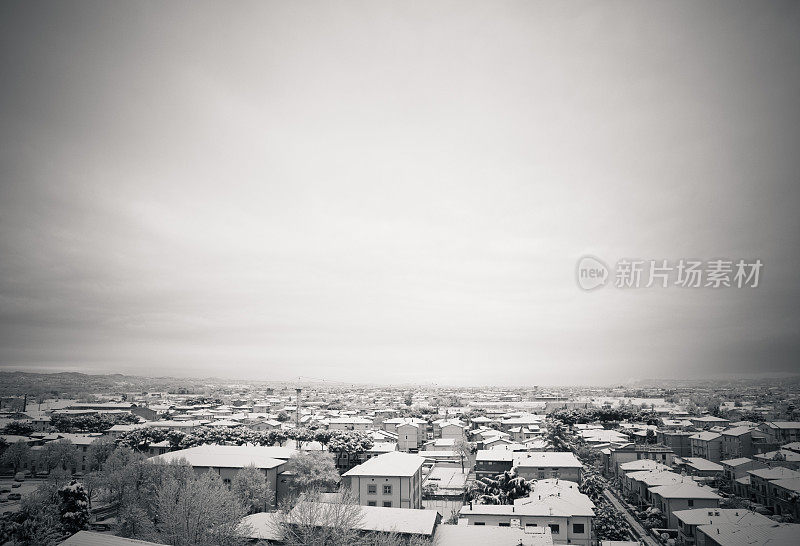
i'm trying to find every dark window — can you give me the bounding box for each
[383,501,392,507]
[549,524,560,534]
[368,484,377,494]
[383,484,392,495]
[573,523,585,534]
[368,501,376,507]
[526,523,538,527]
[499,523,510,527]
[474,522,485,526]
[688,499,694,507]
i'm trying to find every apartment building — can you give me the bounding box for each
[690,432,723,462]
[342,451,425,509]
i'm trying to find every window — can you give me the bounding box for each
[368,484,377,494]
[368,501,376,507]
[688,499,694,507]
[526,523,538,527]
[548,524,560,534]
[573,523,585,534]
[499,523,510,527]
[383,484,392,495]
[473,522,485,526]
[383,501,392,507]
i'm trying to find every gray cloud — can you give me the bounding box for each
[1,1,799,384]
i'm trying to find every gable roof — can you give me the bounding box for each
[513,451,582,469]
[343,451,425,477]
[150,445,286,469]
[649,481,721,500]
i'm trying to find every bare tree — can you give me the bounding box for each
[272,488,365,546]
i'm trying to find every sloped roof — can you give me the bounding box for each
[650,481,721,500]
[150,444,286,469]
[343,451,425,477]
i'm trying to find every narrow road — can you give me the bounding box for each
[602,488,660,546]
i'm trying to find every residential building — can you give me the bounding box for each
[720,427,755,460]
[150,445,286,507]
[673,508,773,546]
[475,449,515,480]
[770,477,800,520]
[690,432,722,462]
[342,451,425,508]
[459,479,594,546]
[758,421,800,445]
[649,481,721,529]
[513,452,583,482]
[719,457,764,482]
[746,466,800,509]
[695,521,800,546]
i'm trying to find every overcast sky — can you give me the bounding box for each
[1,1,798,385]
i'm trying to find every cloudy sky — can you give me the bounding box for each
[1,1,798,385]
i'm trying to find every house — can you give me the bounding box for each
[649,481,721,529]
[241,503,441,542]
[623,470,683,507]
[690,416,730,430]
[754,448,800,470]
[384,418,427,452]
[422,438,456,451]
[434,524,554,546]
[675,457,723,479]
[327,416,373,432]
[342,451,425,508]
[758,421,800,445]
[475,449,515,480]
[433,419,467,440]
[149,445,286,506]
[61,531,162,545]
[690,432,722,462]
[513,452,583,482]
[601,443,675,477]
[695,521,800,546]
[673,508,774,545]
[720,457,764,482]
[459,479,594,546]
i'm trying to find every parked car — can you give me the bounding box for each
[7,493,21,501]
[11,483,21,489]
